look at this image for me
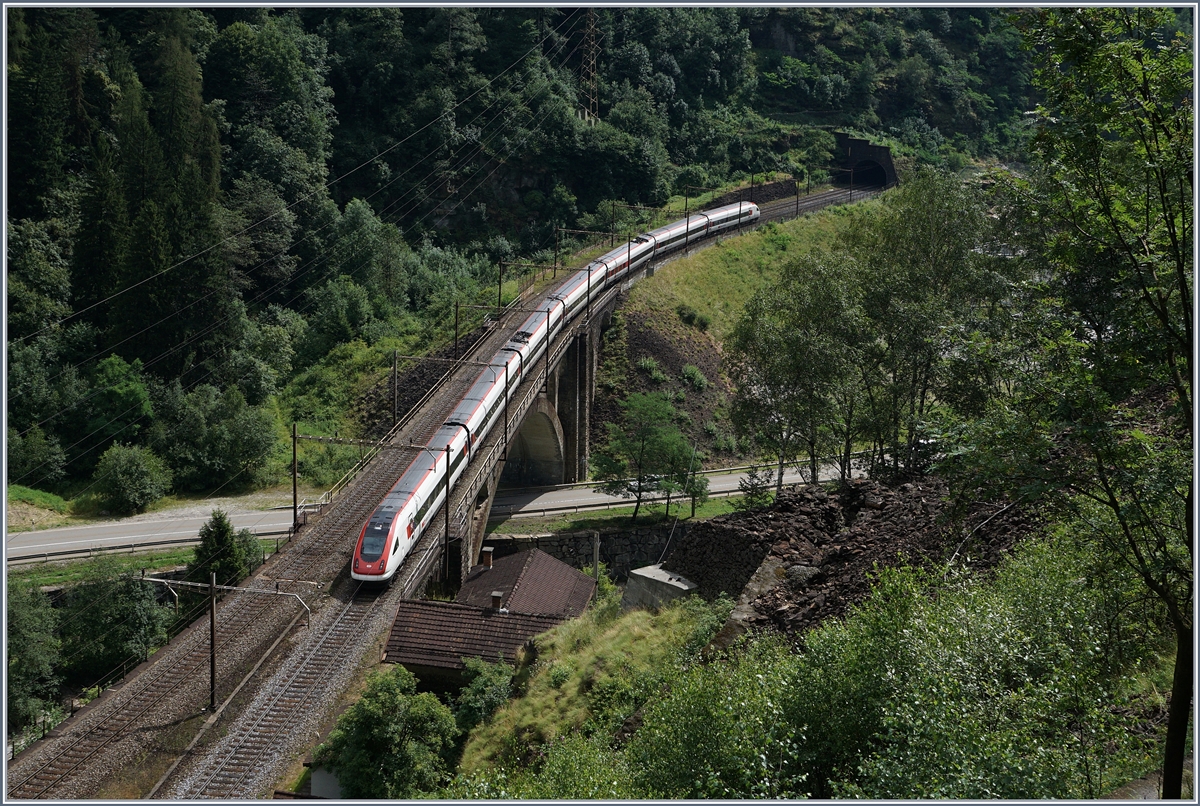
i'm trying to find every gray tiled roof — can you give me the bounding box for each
[384,601,561,670]
[457,548,595,617]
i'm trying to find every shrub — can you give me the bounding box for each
[714,433,740,454]
[6,581,60,732]
[681,365,708,391]
[456,657,515,732]
[315,665,458,798]
[92,443,172,515]
[57,560,170,684]
[7,425,66,487]
[636,356,660,373]
[628,636,805,798]
[189,509,258,585]
[675,305,710,331]
[731,464,774,511]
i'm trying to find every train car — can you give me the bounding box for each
[351,201,758,582]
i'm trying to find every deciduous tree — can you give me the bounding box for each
[314,664,457,798]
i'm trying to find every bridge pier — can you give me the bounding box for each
[558,332,592,484]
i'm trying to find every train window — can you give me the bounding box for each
[361,534,386,561]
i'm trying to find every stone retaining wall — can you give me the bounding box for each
[483,522,689,580]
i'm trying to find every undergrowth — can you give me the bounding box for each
[455,591,733,774]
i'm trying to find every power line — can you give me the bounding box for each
[11,9,584,347]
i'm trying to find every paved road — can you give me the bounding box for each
[490,463,852,520]
[6,508,295,563]
[6,463,858,562]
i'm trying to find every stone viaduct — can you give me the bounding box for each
[331,134,898,588]
[443,279,625,583]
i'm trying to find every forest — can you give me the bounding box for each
[7,6,1035,504]
[6,5,1193,799]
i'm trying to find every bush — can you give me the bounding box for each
[189,509,258,586]
[6,581,60,732]
[731,464,774,511]
[58,560,170,685]
[628,636,805,798]
[147,383,277,492]
[315,665,458,798]
[7,425,66,488]
[675,305,711,332]
[681,365,708,391]
[456,657,515,732]
[92,443,172,515]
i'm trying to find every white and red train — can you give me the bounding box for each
[352,201,760,582]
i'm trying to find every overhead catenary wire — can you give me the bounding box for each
[13,40,592,451]
[12,9,668,538]
[11,8,587,348]
[9,36,590,510]
[13,9,589,409]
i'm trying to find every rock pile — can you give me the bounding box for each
[663,477,1035,636]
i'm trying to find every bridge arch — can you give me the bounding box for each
[500,396,565,486]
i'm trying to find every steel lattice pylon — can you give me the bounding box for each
[584,8,598,119]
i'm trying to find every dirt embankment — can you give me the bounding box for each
[663,477,1035,636]
[591,296,740,466]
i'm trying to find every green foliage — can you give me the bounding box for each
[6,484,71,514]
[830,536,1163,799]
[675,303,712,331]
[592,392,692,521]
[92,443,173,515]
[731,464,775,512]
[6,581,61,732]
[297,276,380,365]
[147,382,277,492]
[950,10,1194,794]
[455,657,515,733]
[680,364,708,391]
[7,425,67,488]
[314,664,458,798]
[629,635,806,798]
[6,218,72,343]
[189,509,259,585]
[450,732,638,799]
[57,559,171,685]
[84,356,154,451]
[458,595,734,774]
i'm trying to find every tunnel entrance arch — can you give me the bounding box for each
[835,159,889,190]
[833,131,898,189]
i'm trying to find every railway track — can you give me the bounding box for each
[5,309,530,801]
[162,582,395,799]
[7,186,885,800]
[756,185,881,225]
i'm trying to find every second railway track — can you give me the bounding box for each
[5,184,882,800]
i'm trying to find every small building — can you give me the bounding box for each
[383,548,596,688]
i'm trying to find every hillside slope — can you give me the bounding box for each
[591,202,863,467]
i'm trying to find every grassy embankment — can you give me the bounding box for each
[8,539,282,589]
[491,197,873,535]
[456,584,732,774]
